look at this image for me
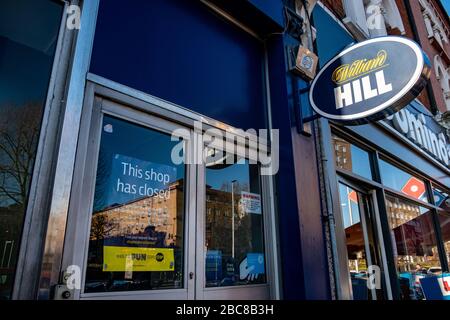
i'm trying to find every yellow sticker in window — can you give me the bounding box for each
[103,246,175,272]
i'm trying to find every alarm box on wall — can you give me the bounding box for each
[292,46,318,80]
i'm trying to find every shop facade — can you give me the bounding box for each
[1,0,449,301]
[311,1,450,300]
[322,101,450,300]
[1,0,328,300]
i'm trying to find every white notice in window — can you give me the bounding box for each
[240,191,262,215]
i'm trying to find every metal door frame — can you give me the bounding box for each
[62,88,196,300]
[195,135,274,300]
[336,176,387,300]
[60,77,280,300]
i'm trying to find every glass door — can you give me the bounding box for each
[65,97,196,300]
[337,180,385,300]
[195,142,271,300]
[63,90,276,300]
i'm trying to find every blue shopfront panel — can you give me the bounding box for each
[312,6,354,66]
[247,0,284,26]
[90,0,267,130]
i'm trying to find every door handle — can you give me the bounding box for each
[189,272,194,280]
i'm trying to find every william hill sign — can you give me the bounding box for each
[309,36,431,125]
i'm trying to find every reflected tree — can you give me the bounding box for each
[89,213,118,266]
[0,102,42,298]
[0,102,41,209]
[90,213,117,241]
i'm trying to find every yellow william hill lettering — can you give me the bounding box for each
[332,50,388,85]
[333,50,393,110]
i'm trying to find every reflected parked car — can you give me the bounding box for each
[427,267,442,275]
[414,273,425,300]
[350,271,369,300]
[84,280,108,292]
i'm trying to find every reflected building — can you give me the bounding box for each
[205,185,250,259]
[90,180,185,248]
[333,136,353,171]
[89,180,252,255]
[386,197,440,272]
[386,199,424,229]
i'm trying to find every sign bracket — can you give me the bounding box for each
[294,83,320,136]
[299,84,320,123]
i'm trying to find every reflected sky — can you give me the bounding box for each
[0,0,61,105]
[0,0,63,300]
[332,135,373,180]
[380,160,429,203]
[339,183,361,229]
[206,160,251,191]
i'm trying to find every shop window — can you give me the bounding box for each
[433,187,450,268]
[385,194,441,300]
[332,135,373,180]
[432,187,449,210]
[205,154,266,287]
[438,213,450,268]
[0,0,63,299]
[379,159,429,203]
[337,183,382,300]
[438,212,450,265]
[85,115,186,293]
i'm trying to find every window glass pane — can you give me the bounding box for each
[332,135,373,180]
[338,183,381,300]
[432,187,450,210]
[205,151,266,287]
[0,0,63,300]
[379,160,429,203]
[85,115,186,293]
[438,213,450,268]
[385,194,441,300]
[434,188,450,268]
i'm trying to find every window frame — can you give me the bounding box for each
[8,0,75,300]
[330,124,450,300]
[335,177,388,300]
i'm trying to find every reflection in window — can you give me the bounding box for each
[433,187,450,268]
[85,115,186,293]
[432,187,450,210]
[332,135,373,180]
[205,151,266,287]
[0,0,63,299]
[379,160,429,203]
[338,183,379,300]
[386,195,441,300]
[438,214,450,268]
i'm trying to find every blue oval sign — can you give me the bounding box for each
[309,36,431,125]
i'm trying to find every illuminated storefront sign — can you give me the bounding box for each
[384,106,450,169]
[309,36,431,125]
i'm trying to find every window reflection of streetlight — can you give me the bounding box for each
[231,180,237,259]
